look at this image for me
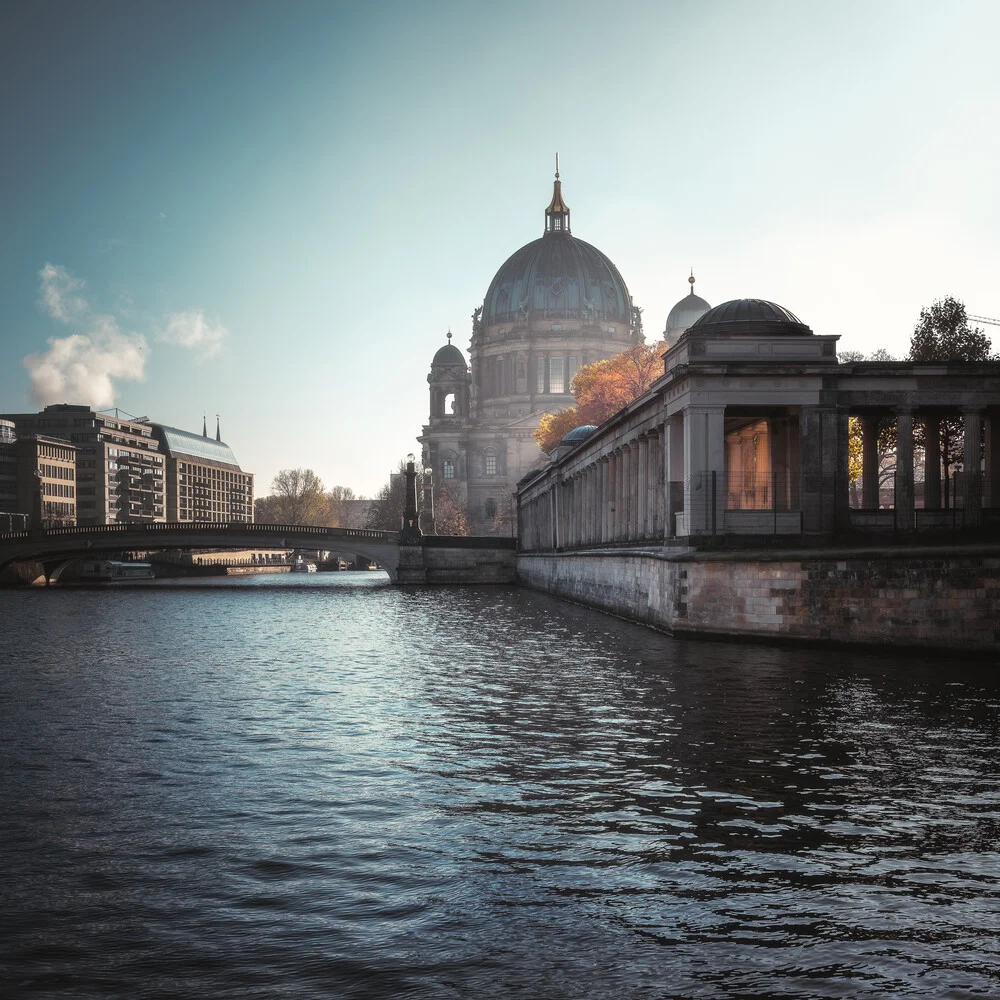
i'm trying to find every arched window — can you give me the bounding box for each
[444,392,456,414]
[485,455,497,476]
[484,498,497,520]
[443,459,455,479]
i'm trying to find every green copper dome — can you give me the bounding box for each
[480,173,633,328]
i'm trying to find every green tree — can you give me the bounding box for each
[909,296,994,363]
[909,297,994,501]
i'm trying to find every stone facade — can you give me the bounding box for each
[418,172,643,536]
[517,546,1000,652]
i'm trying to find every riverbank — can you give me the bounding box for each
[517,542,1000,654]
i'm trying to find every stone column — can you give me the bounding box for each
[611,449,625,542]
[646,431,659,538]
[923,415,941,510]
[964,409,983,521]
[861,414,880,509]
[895,409,915,532]
[601,457,610,543]
[834,410,851,533]
[636,437,647,541]
[987,410,1000,509]
[800,407,838,536]
[683,405,726,535]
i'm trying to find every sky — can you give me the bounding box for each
[2,0,998,497]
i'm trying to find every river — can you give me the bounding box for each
[1,574,998,998]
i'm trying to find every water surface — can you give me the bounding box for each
[2,574,998,997]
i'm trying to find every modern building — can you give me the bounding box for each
[0,405,165,525]
[0,419,16,515]
[16,434,77,527]
[149,419,254,522]
[419,169,646,534]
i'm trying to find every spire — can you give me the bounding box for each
[689,268,696,296]
[215,414,221,441]
[446,329,452,343]
[544,153,570,235]
[202,413,207,437]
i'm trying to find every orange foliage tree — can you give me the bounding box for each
[533,342,667,453]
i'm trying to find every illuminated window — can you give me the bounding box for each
[443,460,455,479]
[485,455,497,476]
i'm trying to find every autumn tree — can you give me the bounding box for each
[326,485,360,527]
[434,484,471,536]
[840,349,899,501]
[534,342,667,453]
[256,468,328,524]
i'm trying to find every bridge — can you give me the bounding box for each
[0,522,403,584]
[0,521,518,585]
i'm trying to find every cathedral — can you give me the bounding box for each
[418,168,710,534]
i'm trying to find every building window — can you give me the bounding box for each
[484,498,497,519]
[443,459,455,479]
[549,356,565,394]
[536,356,546,394]
[485,455,497,476]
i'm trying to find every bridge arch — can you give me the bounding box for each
[0,523,403,584]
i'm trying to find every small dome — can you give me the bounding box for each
[665,291,711,333]
[432,342,467,368]
[689,298,812,336]
[559,424,598,446]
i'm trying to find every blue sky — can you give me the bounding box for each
[2,0,998,497]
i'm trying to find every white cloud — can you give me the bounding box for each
[161,310,227,359]
[25,264,147,408]
[23,264,229,409]
[24,315,147,409]
[38,262,88,322]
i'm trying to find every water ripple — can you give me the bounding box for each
[1,577,998,998]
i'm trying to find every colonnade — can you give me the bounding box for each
[528,429,668,551]
[857,408,998,524]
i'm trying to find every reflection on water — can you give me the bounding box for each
[1,574,998,998]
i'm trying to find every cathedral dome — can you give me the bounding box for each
[664,273,710,343]
[480,170,633,329]
[689,298,812,336]
[432,339,467,368]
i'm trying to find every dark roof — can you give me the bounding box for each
[689,298,812,336]
[559,424,598,445]
[481,234,632,327]
[432,343,467,368]
[150,424,241,467]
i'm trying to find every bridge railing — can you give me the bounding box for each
[0,521,399,543]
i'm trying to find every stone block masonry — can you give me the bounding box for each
[517,545,1000,653]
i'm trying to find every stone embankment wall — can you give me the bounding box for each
[398,537,518,584]
[517,546,1000,653]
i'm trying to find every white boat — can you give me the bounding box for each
[290,560,317,573]
[78,559,155,581]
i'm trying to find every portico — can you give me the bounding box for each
[518,299,1000,550]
